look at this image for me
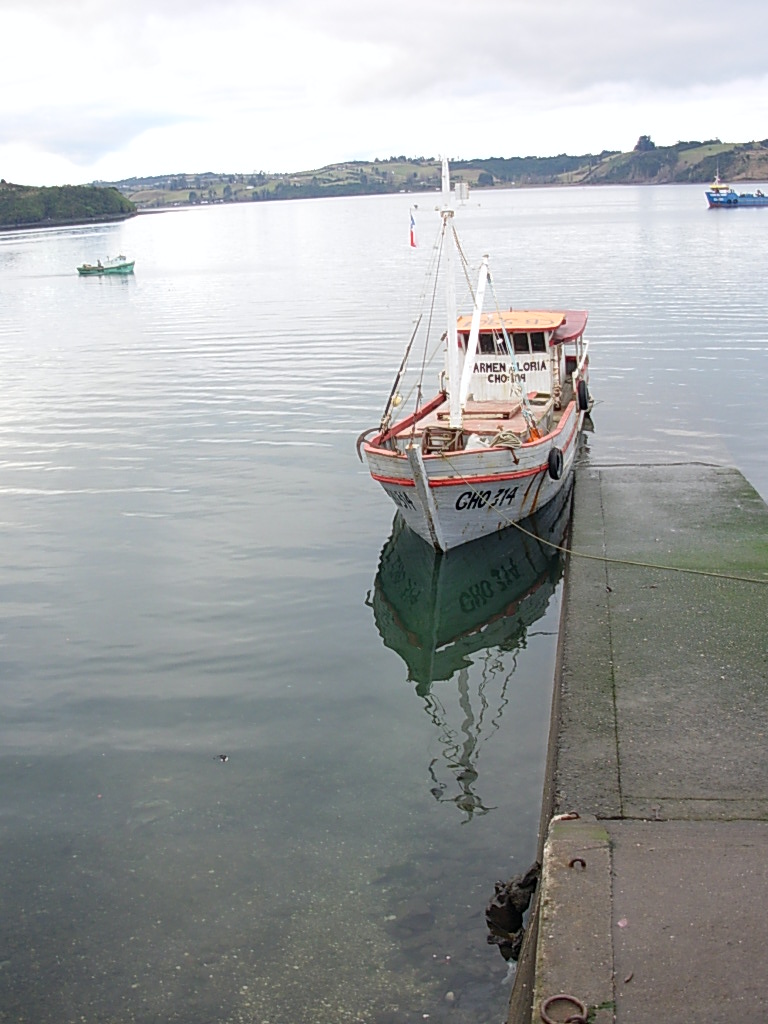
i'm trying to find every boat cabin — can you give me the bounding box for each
[370,307,589,458]
[454,309,588,405]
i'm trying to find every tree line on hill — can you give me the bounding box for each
[0,182,135,229]
[4,138,768,226]
[112,139,768,209]
[454,138,768,186]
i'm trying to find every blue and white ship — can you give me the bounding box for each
[705,173,768,208]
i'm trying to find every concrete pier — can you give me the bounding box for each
[510,462,768,1023]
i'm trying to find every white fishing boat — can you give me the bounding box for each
[358,158,592,551]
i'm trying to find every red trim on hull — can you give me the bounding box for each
[431,464,546,488]
[371,465,542,488]
[371,473,417,487]
[368,405,581,490]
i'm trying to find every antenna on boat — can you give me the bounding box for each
[440,156,461,429]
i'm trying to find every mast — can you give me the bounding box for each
[458,256,489,408]
[441,157,462,429]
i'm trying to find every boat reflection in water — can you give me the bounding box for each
[369,480,573,821]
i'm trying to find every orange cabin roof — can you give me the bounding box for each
[455,310,566,333]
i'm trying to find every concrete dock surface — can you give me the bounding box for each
[510,462,768,1023]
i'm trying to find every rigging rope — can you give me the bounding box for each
[407,220,449,445]
[379,312,423,433]
[486,270,541,436]
[451,223,475,299]
[381,211,446,433]
[386,214,490,439]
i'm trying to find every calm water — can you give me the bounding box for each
[1,185,767,1024]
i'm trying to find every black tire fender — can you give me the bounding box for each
[577,378,590,411]
[547,447,563,480]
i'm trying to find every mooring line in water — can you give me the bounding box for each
[439,455,768,587]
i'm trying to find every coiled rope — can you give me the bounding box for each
[490,429,523,449]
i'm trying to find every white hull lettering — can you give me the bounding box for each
[455,485,518,511]
[491,562,522,590]
[473,362,508,374]
[389,489,416,510]
[459,580,495,611]
[472,360,546,374]
[459,556,525,612]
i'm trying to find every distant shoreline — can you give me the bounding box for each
[110,141,768,210]
[0,211,136,233]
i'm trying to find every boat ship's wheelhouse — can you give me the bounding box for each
[453,309,588,408]
[365,307,589,459]
[456,324,553,402]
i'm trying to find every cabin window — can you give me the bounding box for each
[531,331,547,353]
[478,331,509,354]
[513,333,529,353]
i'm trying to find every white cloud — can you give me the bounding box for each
[2,0,768,185]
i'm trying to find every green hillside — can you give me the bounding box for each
[5,138,768,223]
[0,182,135,229]
[106,138,768,210]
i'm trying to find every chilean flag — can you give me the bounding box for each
[409,210,417,248]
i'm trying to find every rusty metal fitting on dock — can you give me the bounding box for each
[568,857,587,870]
[540,993,588,1023]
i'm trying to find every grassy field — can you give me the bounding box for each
[112,141,768,210]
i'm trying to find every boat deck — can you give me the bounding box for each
[390,382,573,453]
[389,401,526,450]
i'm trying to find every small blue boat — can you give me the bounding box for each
[705,173,768,208]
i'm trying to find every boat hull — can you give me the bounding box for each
[77,261,135,275]
[706,190,768,208]
[364,400,584,551]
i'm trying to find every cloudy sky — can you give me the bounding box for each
[3,0,768,186]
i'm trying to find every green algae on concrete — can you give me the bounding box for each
[519,462,768,1024]
[551,463,768,823]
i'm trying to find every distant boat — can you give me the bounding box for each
[77,254,135,275]
[358,157,592,552]
[705,174,768,208]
